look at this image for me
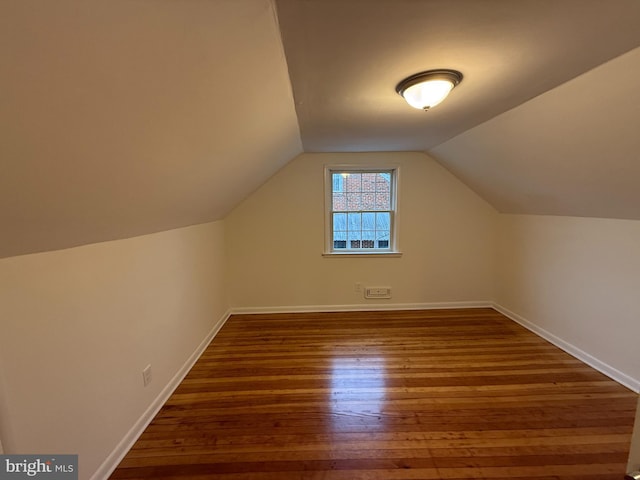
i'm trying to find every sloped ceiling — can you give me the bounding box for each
[3,0,640,259]
[431,47,640,220]
[0,0,302,258]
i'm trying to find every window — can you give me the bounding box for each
[325,167,398,255]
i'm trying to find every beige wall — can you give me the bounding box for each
[0,221,228,479]
[496,214,640,389]
[226,152,498,309]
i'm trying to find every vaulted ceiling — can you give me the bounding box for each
[0,0,302,258]
[2,0,640,258]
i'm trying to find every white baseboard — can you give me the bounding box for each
[231,300,493,315]
[90,309,232,480]
[493,303,640,393]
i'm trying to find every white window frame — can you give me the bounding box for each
[323,165,401,257]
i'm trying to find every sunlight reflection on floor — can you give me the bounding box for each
[329,355,388,432]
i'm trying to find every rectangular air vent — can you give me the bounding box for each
[364,287,391,299]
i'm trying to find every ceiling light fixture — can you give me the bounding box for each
[396,69,463,111]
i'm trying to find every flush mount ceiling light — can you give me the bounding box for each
[396,69,463,111]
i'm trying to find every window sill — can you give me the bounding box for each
[322,251,403,258]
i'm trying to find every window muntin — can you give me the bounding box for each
[327,169,396,253]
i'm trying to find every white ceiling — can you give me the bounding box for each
[277,0,640,151]
[2,0,640,258]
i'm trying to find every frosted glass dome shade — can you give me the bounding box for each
[396,70,462,111]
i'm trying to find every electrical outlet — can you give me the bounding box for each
[355,282,362,293]
[142,364,152,387]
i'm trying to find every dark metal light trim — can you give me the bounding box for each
[395,69,463,96]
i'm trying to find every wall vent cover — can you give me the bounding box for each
[364,287,392,299]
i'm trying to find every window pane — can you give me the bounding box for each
[346,193,362,210]
[362,230,375,241]
[348,212,361,230]
[345,173,362,192]
[361,192,375,210]
[348,230,361,241]
[374,193,390,210]
[376,212,390,230]
[362,212,375,230]
[348,226,361,249]
[377,229,390,239]
[334,231,346,248]
[362,173,376,192]
[332,174,344,193]
[333,213,347,231]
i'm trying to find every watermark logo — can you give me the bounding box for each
[0,456,77,480]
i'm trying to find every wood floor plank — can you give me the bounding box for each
[109,308,637,479]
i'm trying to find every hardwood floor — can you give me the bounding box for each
[109,308,638,479]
